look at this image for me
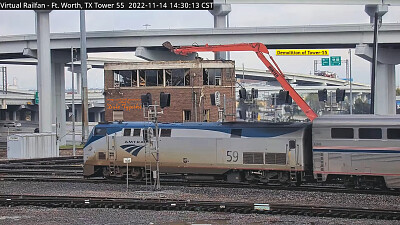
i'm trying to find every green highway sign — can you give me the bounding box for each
[35,91,39,104]
[321,58,329,66]
[330,56,341,66]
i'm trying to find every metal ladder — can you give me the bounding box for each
[108,135,117,176]
[144,145,152,185]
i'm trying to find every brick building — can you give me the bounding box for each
[104,59,236,123]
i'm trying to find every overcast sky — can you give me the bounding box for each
[0,4,400,90]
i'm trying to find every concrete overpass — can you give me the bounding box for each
[1,23,400,60]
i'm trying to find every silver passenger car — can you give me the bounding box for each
[312,115,400,189]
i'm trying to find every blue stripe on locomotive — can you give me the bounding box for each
[85,122,307,147]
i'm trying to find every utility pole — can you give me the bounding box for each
[71,47,76,156]
[80,10,89,142]
[349,49,353,114]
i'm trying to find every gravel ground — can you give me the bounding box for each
[0,206,399,225]
[0,181,399,210]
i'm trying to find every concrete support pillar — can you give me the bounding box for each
[35,10,52,132]
[12,111,16,121]
[356,44,400,115]
[375,63,396,114]
[97,111,101,122]
[76,105,82,122]
[52,63,66,145]
[209,4,231,60]
[76,73,81,94]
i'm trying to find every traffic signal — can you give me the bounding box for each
[141,93,152,107]
[336,88,345,103]
[251,88,258,99]
[160,92,171,108]
[277,90,290,105]
[239,88,247,99]
[318,89,327,102]
[239,109,247,120]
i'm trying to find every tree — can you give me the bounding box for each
[396,88,400,96]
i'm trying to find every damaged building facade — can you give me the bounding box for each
[104,60,236,123]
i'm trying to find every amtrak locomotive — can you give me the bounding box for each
[83,115,400,189]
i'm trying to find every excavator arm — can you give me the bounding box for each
[163,42,318,121]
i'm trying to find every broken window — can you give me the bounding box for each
[166,69,190,86]
[119,70,132,87]
[145,70,163,86]
[113,70,121,87]
[131,70,138,87]
[203,68,222,85]
[139,70,146,87]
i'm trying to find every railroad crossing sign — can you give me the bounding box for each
[330,56,341,66]
[321,58,329,66]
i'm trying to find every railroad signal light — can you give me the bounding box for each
[239,109,247,120]
[251,88,258,99]
[141,93,152,107]
[160,92,171,108]
[239,88,247,100]
[277,90,290,105]
[318,89,328,102]
[336,88,346,103]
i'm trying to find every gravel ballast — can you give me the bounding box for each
[0,181,399,210]
[0,206,399,225]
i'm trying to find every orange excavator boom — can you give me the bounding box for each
[163,42,318,121]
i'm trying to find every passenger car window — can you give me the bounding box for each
[359,128,382,139]
[387,128,400,139]
[94,128,107,136]
[331,128,353,139]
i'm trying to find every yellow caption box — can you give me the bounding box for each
[276,50,329,56]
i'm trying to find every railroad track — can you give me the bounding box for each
[0,156,399,196]
[0,194,399,220]
[1,175,399,196]
[0,156,83,165]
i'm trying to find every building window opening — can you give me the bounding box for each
[131,70,138,87]
[165,69,172,86]
[165,69,190,86]
[183,110,191,122]
[203,109,210,122]
[203,68,222,85]
[145,70,163,86]
[113,70,121,87]
[139,70,146,86]
[119,70,132,87]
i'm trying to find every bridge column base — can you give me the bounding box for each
[355,44,399,115]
